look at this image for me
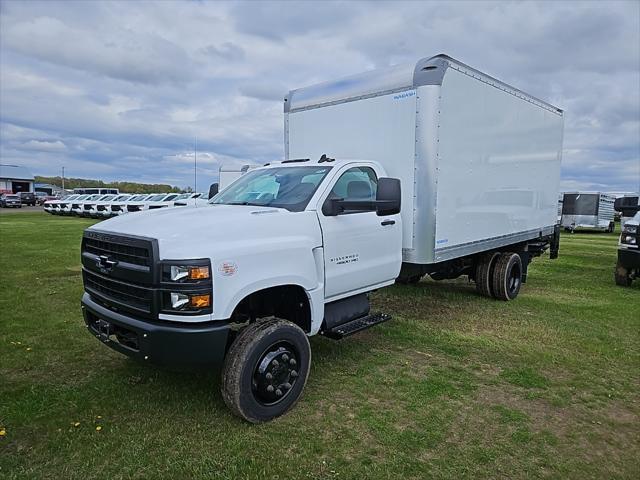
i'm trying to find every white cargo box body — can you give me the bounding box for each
[219,164,254,190]
[285,54,564,265]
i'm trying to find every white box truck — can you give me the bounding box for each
[79,54,563,423]
[560,192,616,232]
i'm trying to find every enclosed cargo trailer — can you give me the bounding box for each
[561,192,615,232]
[285,54,564,284]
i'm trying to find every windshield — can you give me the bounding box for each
[211,166,332,212]
[175,193,191,200]
[148,194,168,202]
[562,194,598,215]
[99,195,116,201]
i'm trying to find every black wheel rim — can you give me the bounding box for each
[507,261,521,294]
[252,341,300,406]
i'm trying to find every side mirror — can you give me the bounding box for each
[208,183,219,199]
[322,197,342,216]
[376,177,401,216]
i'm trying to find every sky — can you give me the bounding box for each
[0,0,639,192]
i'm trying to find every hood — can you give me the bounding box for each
[88,204,323,259]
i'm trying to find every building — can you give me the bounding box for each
[0,164,35,194]
[35,183,66,196]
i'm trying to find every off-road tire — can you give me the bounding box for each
[475,252,500,298]
[615,261,632,287]
[221,317,311,423]
[491,252,523,301]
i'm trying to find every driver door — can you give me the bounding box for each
[318,166,402,299]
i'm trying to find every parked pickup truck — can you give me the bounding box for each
[96,194,132,218]
[0,193,22,208]
[615,211,640,286]
[70,195,101,216]
[18,191,36,206]
[173,192,206,207]
[125,193,178,213]
[80,54,563,423]
[83,194,119,218]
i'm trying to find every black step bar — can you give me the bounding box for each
[322,313,392,340]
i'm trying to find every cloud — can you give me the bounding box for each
[21,140,67,152]
[0,0,638,191]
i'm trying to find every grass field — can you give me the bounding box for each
[1,211,638,479]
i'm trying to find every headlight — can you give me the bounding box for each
[169,292,211,310]
[161,260,212,314]
[163,262,211,283]
[622,235,637,245]
[622,224,637,234]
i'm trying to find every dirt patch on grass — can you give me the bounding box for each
[475,384,640,470]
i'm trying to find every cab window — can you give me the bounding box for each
[324,166,378,214]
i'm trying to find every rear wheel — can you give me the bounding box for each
[475,252,500,298]
[491,252,523,301]
[615,261,632,286]
[221,317,311,423]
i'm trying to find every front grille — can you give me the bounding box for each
[148,205,164,210]
[84,204,92,210]
[60,203,68,208]
[82,230,158,317]
[128,205,141,212]
[84,237,151,267]
[84,269,152,314]
[112,205,121,212]
[97,205,106,211]
[72,204,80,209]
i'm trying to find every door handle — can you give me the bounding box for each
[381,220,395,226]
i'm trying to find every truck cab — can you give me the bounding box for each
[615,211,640,286]
[81,159,401,422]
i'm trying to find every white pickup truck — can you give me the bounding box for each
[80,54,563,423]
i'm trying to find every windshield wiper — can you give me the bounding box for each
[226,201,268,206]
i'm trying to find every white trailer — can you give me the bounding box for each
[560,192,616,232]
[285,54,564,283]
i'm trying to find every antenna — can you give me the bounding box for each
[62,166,65,190]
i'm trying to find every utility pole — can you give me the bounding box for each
[62,166,65,191]
[194,137,197,193]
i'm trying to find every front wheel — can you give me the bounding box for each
[221,317,311,423]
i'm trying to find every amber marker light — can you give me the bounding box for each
[189,294,211,308]
[189,266,210,280]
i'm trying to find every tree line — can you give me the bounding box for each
[36,176,183,194]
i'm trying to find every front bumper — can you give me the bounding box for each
[81,293,229,368]
[618,248,640,269]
